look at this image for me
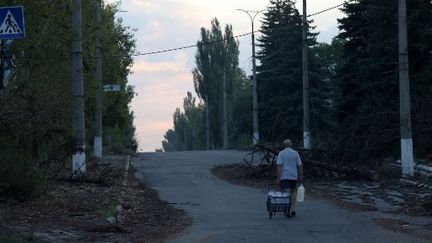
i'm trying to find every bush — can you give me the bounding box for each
[0,153,48,201]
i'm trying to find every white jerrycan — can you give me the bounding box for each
[296,184,305,202]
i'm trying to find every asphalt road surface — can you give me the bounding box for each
[134,150,426,243]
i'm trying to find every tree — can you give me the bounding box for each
[309,39,343,140]
[256,0,326,144]
[333,0,432,162]
[230,70,253,146]
[0,0,137,199]
[193,18,242,148]
[162,129,179,152]
[162,92,206,151]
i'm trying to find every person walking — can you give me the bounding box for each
[276,139,303,217]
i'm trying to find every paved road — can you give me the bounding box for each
[134,150,426,243]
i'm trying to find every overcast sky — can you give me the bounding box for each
[106,0,346,152]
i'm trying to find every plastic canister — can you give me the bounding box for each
[296,184,305,202]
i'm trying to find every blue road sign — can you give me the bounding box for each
[0,6,25,39]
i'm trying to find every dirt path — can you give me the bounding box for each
[0,154,191,242]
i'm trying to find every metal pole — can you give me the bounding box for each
[237,9,262,145]
[205,96,210,150]
[0,40,14,90]
[302,0,311,149]
[251,19,259,145]
[222,66,228,149]
[72,0,86,175]
[398,0,414,176]
[94,0,103,158]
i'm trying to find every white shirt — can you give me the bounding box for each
[276,147,302,180]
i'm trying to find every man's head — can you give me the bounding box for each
[283,139,292,148]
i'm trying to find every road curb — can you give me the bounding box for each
[113,155,131,225]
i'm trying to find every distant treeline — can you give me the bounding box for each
[163,0,431,166]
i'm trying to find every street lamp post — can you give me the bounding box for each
[93,6,128,158]
[237,9,263,145]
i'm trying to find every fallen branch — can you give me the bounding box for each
[243,143,374,180]
[305,159,373,180]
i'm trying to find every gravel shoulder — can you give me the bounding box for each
[0,154,191,242]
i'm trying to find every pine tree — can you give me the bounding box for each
[334,0,432,161]
[256,0,327,144]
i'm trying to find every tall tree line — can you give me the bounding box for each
[256,0,432,164]
[330,0,432,164]
[162,18,252,151]
[256,0,331,145]
[0,0,137,199]
[163,0,431,166]
[162,92,206,151]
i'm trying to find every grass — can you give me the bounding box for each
[96,205,117,218]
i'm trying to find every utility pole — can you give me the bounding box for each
[236,9,263,145]
[302,0,311,149]
[94,0,103,158]
[0,40,14,90]
[398,0,414,176]
[72,0,86,175]
[205,96,210,150]
[222,66,228,149]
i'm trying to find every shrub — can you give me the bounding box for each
[0,152,48,201]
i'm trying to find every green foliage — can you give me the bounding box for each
[164,0,432,166]
[0,234,44,243]
[163,18,253,151]
[230,70,253,147]
[308,39,343,139]
[0,0,137,199]
[192,18,246,148]
[96,205,116,218]
[0,152,48,201]
[256,0,328,144]
[332,0,432,162]
[162,92,206,151]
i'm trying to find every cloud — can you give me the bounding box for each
[112,0,345,151]
[132,52,190,74]
[131,78,191,151]
[134,119,171,151]
[129,53,196,151]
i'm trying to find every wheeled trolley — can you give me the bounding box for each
[266,184,291,219]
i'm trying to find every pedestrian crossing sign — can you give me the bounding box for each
[0,6,25,39]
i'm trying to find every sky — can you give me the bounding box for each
[106,0,346,152]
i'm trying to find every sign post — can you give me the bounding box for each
[0,6,25,39]
[0,6,25,89]
[103,84,121,92]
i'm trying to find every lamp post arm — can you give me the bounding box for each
[236,9,253,23]
[236,8,264,144]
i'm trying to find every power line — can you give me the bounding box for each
[132,3,344,57]
[307,3,344,17]
[12,3,345,61]
[132,32,252,57]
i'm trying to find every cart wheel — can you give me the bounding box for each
[269,210,273,219]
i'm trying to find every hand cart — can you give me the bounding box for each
[266,184,291,219]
